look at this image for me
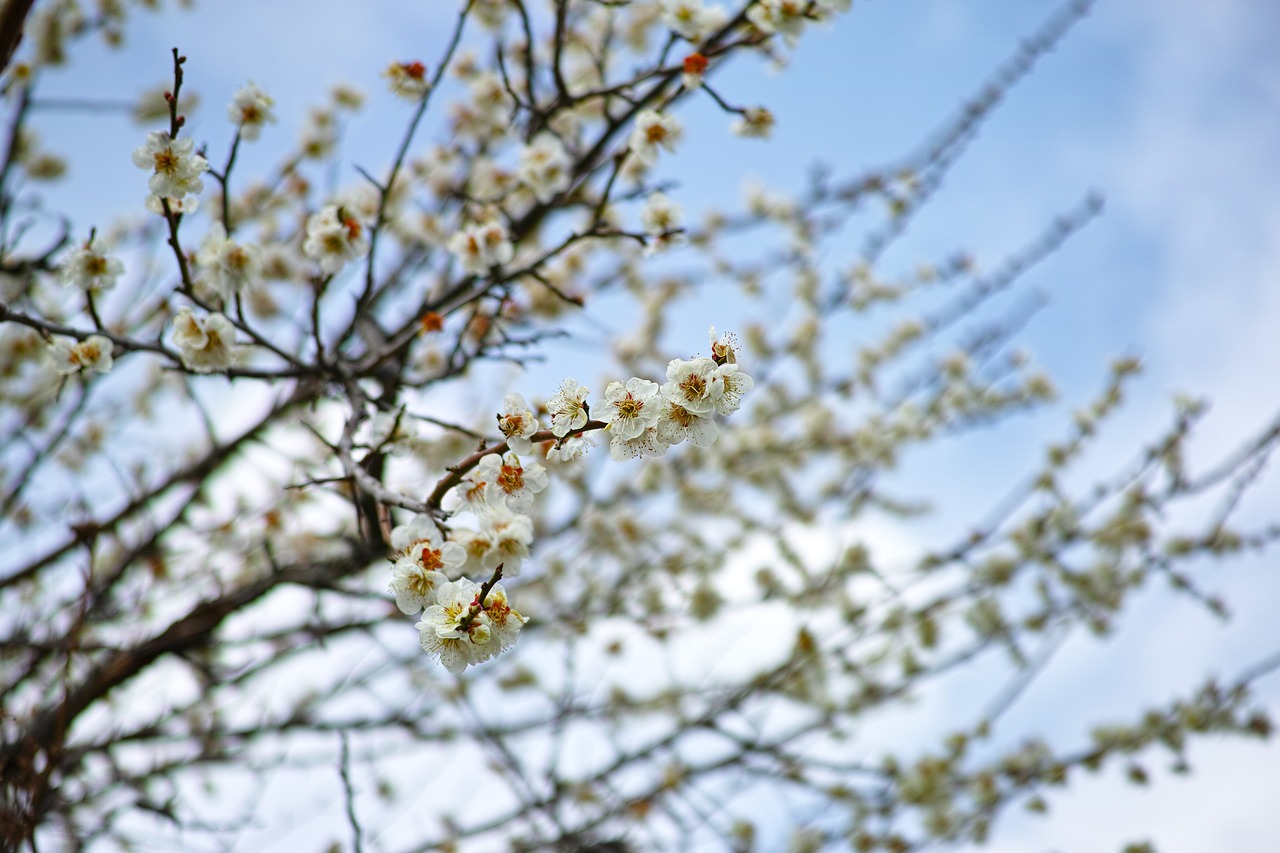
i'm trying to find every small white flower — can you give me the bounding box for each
[660,357,721,415]
[661,0,728,41]
[481,507,535,574]
[48,334,113,375]
[227,82,276,141]
[711,363,754,415]
[131,130,208,201]
[475,451,549,515]
[172,306,236,373]
[747,0,809,43]
[609,426,670,462]
[601,377,661,440]
[448,216,514,275]
[640,191,683,236]
[547,378,590,438]
[656,398,718,448]
[518,134,572,203]
[196,222,260,299]
[303,204,370,274]
[59,244,124,292]
[547,433,595,463]
[732,107,775,139]
[496,392,539,454]
[629,110,681,166]
[387,516,467,614]
[383,60,431,101]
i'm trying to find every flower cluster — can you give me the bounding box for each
[447,214,514,274]
[389,331,752,672]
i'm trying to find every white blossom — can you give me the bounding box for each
[388,516,466,614]
[196,222,260,299]
[131,130,208,201]
[518,134,572,203]
[59,244,123,292]
[629,110,681,166]
[601,377,662,440]
[711,363,754,415]
[416,578,496,673]
[660,357,722,415]
[448,217,514,275]
[171,306,236,373]
[303,204,370,274]
[547,377,590,438]
[656,398,718,448]
[227,82,276,141]
[661,0,728,41]
[497,392,539,454]
[480,507,535,574]
[48,335,113,375]
[383,60,431,101]
[732,107,775,139]
[474,451,549,515]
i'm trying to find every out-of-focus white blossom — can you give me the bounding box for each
[518,134,572,203]
[629,110,681,165]
[196,222,260,299]
[661,0,727,42]
[448,216,514,275]
[383,60,431,101]
[171,307,236,373]
[303,204,369,274]
[59,244,123,292]
[227,82,276,141]
[48,335,113,375]
[732,107,775,139]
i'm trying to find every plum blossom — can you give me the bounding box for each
[732,107,775,139]
[496,392,538,454]
[547,377,590,438]
[656,398,718,448]
[171,307,236,373]
[131,130,208,205]
[448,216,514,275]
[60,243,124,292]
[416,577,527,673]
[661,0,728,42]
[661,357,722,414]
[388,516,466,614]
[629,110,680,166]
[474,451,548,514]
[196,222,260,299]
[518,134,572,203]
[383,60,431,101]
[303,204,369,274]
[227,82,276,141]
[48,335,113,375]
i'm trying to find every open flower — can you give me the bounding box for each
[303,204,369,274]
[48,335,113,375]
[547,377,590,438]
[629,110,681,166]
[475,451,549,514]
[228,82,276,141]
[132,130,208,201]
[601,377,661,440]
[518,134,572,203]
[171,307,236,373]
[448,216,514,275]
[660,357,722,415]
[388,516,466,614]
[497,392,539,454]
[59,244,123,292]
[197,222,260,299]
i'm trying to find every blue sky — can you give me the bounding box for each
[21,0,1280,849]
